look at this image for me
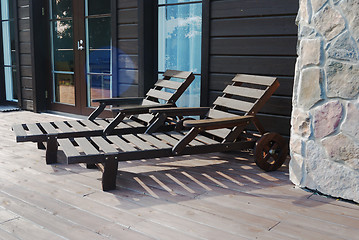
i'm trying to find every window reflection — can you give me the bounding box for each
[158,1,202,107]
[1,0,17,101]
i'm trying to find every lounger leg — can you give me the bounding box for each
[37,142,46,150]
[102,156,118,191]
[45,135,58,164]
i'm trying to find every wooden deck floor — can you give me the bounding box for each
[0,111,358,240]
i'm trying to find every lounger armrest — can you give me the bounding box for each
[183,116,254,130]
[92,97,144,106]
[112,103,173,115]
[149,107,210,116]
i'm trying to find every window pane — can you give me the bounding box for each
[51,0,72,19]
[11,67,17,100]
[87,74,111,107]
[87,17,111,74]
[52,20,74,72]
[158,2,202,108]
[158,3,202,73]
[87,0,110,16]
[54,73,75,105]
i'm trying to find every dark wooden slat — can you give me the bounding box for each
[211,0,299,18]
[67,121,88,131]
[138,134,172,148]
[26,123,43,135]
[154,79,182,90]
[233,74,277,86]
[169,132,204,146]
[223,85,265,99]
[91,137,118,154]
[211,16,297,37]
[134,114,154,124]
[209,74,293,97]
[122,134,155,150]
[107,135,136,152]
[209,93,292,116]
[146,89,173,101]
[214,97,253,113]
[195,135,220,145]
[210,36,297,56]
[152,132,179,146]
[12,124,27,137]
[163,70,192,79]
[58,139,80,157]
[210,56,296,76]
[75,138,100,155]
[93,119,109,128]
[39,122,58,134]
[206,129,231,139]
[207,109,238,119]
[53,121,74,133]
[123,120,143,128]
[142,99,160,105]
[80,120,102,130]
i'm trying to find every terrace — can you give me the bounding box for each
[0,110,358,239]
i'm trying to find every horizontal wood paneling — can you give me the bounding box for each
[211,0,299,18]
[20,54,31,65]
[211,16,297,37]
[118,54,138,69]
[118,9,138,24]
[117,1,139,97]
[208,0,298,136]
[118,0,138,9]
[118,24,138,39]
[211,36,297,56]
[17,0,33,110]
[210,56,296,76]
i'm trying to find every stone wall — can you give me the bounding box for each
[291,0,359,203]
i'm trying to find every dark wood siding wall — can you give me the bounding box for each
[17,0,33,110]
[117,0,139,97]
[207,0,298,136]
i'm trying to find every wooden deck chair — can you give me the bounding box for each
[12,70,195,162]
[55,74,288,191]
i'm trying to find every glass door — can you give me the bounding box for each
[1,0,17,102]
[48,0,111,114]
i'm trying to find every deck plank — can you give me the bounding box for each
[3,111,359,240]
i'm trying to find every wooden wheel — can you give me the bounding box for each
[254,132,288,171]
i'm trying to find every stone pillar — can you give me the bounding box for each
[291,0,359,203]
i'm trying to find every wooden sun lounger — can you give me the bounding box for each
[12,70,195,163]
[56,74,288,191]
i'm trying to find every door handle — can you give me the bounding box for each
[77,40,84,51]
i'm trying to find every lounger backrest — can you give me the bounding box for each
[143,70,195,105]
[206,74,279,138]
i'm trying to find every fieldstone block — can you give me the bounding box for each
[312,0,328,13]
[339,0,359,41]
[342,101,359,140]
[322,133,359,162]
[326,60,359,99]
[289,153,305,186]
[313,5,345,40]
[313,101,343,139]
[301,39,322,66]
[305,140,359,203]
[291,108,311,138]
[297,68,323,109]
[327,32,358,62]
[296,0,311,24]
[290,136,304,156]
[298,25,316,39]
